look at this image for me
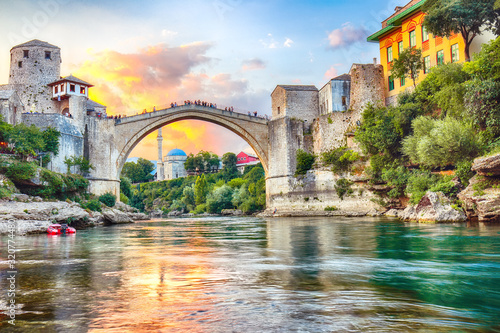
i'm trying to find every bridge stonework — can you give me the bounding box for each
[86,105,269,197]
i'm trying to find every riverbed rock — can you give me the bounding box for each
[167,210,182,217]
[102,208,133,224]
[221,209,243,216]
[458,174,500,223]
[472,153,500,176]
[150,209,163,218]
[400,191,466,223]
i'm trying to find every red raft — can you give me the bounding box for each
[47,223,76,235]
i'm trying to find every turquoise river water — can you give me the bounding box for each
[1,216,500,332]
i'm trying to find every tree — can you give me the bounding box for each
[64,155,94,175]
[221,152,239,181]
[8,123,45,160]
[194,174,208,205]
[390,47,423,87]
[423,0,500,61]
[121,158,155,183]
[42,127,60,156]
[295,149,315,176]
[120,177,132,198]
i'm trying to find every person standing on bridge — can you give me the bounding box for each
[153,106,156,112]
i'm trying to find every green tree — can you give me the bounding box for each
[121,158,155,183]
[42,127,60,155]
[120,177,132,198]
[206,185,234,213]
[221,152,239,181]
[194,173,208,205]
[390,47,423,87]
[423,0,500,61]
[0,116,12,143]
[181,184,196,210]
[8,123,45,160]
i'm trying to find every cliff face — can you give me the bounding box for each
[459,154,500,223]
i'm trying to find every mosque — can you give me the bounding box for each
[155,128,187,180]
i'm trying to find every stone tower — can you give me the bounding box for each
[8,39,61,113]
[157,128,164,181]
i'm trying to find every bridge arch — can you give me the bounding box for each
[114,106,269,179]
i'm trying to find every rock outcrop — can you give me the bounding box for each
[221,209,243,216]
[471,154,500,176]
[0,196,148,234]
[400,191,466,223]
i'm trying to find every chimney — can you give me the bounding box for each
[373,57,377,65]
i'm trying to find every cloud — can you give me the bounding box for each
[327,23,368,49]
[72,42,267,160]
[260,33,294,49]
[161,29,178,38]
[323,66,339,81]
[284,38,294,48]
[241,58,266,71]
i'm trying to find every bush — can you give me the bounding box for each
[120,192,129,204]
[335,178,353,200]
[81,198,102,212]
[295,149,315,176]
[324,206,338,211]
[321,147,360,173]
[6,161,37,183]
[405,170,435,204]
[381,166,410,199]
[455,160,474,187]
[99,192,116,207]
[402,116,482,168]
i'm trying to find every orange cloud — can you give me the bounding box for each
[72,43,259,160]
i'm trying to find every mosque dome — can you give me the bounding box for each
[167,148,187,156]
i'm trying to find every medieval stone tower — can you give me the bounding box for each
[8,40,61,113]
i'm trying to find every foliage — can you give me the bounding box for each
[64,155,94,175]
[405,170,436,204]
[402,116,483,168]
[381,166,411,199]
[184,150,220,174]
[120,192,129,204]
[422,0,500,61]
[324,206,338,211]
[206,185,234,213]
[8,123,45,159]
[455,160,474,187]
[295,149,315,176]
[390,47,423,87]
[0,116,12,142]
[464,36,500,80]
[6,161,37,183]
[42,127,61,156]
[120,177,132,198]
[321,147,360,173]
[99,192,116,207]
[121,158,155,183]
[221,152,239,181]
[194,174,208,205]
[463,79,500,135]
[81,198,102,212]
[335,178,353,200]
[413,63,470,118]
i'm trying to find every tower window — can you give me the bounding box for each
[45,51,51,60]
[80,86,86,94]
[70,84,75,92]
[23,50,29,58]
[342,96,347,106]
[18,61,22,68]
[277,106,280,114]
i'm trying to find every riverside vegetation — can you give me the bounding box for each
[295,37,500,215]
[121,152,266,215]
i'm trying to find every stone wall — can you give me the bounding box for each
[0,90,23,125]
[22,113,83,174]
[349,64,385,111]
[271,86,319,123]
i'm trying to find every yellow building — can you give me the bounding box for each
[367,0,474,105]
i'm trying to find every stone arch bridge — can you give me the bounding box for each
[86,104,269,197]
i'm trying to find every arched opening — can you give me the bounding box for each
[115,110,269,180]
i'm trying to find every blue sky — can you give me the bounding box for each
[0,0,408,159]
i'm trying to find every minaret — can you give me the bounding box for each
[157,128,164,181]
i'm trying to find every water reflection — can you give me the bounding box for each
[1,217,500,332]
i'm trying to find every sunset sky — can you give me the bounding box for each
[0,0,407,160]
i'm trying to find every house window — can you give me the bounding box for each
[451,43,459,63]
[422,26,429,42]
[277,106,280,114]
[388,76,395,91]
[342,96,347,106]
[61,84,65,92]
[70,84,75,92]
[387,46,393,63]
[45,51,51,60]
[400,76,405,87]
[80,86,86,94]
[18,61,22,68]
[437,50,444,65]
[23,50,29,58]
[424,56,431,74]
[398,41,404,55]
[409,30,416,48]
[54,86,59,94]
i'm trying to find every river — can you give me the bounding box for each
[1,216,500,332]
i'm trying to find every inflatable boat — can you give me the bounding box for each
[47,224,76,235]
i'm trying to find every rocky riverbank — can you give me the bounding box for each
[0,194,148,235]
